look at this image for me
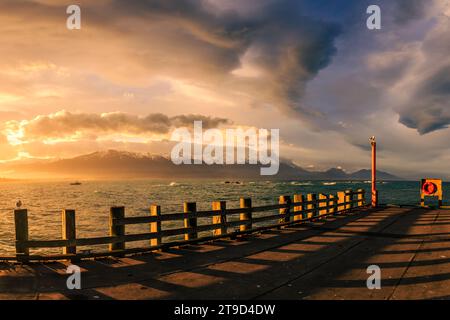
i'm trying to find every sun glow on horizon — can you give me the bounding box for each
[0,151,55,164]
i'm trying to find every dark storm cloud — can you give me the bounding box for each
[104,0,342,117]
[304,0,448,136]
[393,0,428,25]
[101,0,447,133]
[399,65,450,134]
[419,65,450,97]
[1,0,445,137]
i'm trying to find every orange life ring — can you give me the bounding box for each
[423,182,438,195]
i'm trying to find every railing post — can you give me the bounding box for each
[150,205,162,247]
[345,190,352,210]
[307,194,317,219]
[279,196,291,224]
[14,209,29,262]
[319,194,328,217]
[333,194,339,213]
[110,206,125,252]
[337,191,345,212]
[184,202,197,240]
[357,189,365,207]
[62,209,76,255]
[328,194,336,214]
[240,198,252,232]
[293,194,304,221]
[328,194,333,215]
[212,201,227,236]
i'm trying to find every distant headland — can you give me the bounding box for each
[0,150,403,181]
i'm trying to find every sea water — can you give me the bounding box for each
[0,180,448,255]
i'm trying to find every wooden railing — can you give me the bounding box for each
[10,189,366,262]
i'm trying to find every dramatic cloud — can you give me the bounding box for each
[95,0,342,121]
[393,0,428,25]
[399,65,450,134]
[0,0,342,122]
[0,0,448,178]
[394,13,450,134]
[4,111,230,141]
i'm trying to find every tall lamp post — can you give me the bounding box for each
[370,136,378,207]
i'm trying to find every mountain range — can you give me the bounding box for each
[2,150,402,180]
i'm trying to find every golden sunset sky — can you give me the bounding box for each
[0,0,449,179]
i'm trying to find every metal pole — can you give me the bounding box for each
[370,136,378,207]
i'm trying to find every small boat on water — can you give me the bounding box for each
[70,182,82,185]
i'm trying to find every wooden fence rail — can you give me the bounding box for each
[10,189,365,262]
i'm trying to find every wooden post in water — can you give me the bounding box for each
[307,194,317,219]
[184,202,197,240]
[212,201,227,236]
[110,206,125,252]
[240,198,252,232]
[279,195,291,224]
[337,191,346,212]
[62,209,76,255]
[14,209,29,262]
[293,194,304,221]
[319,194,328,216]
[150,205,162,247]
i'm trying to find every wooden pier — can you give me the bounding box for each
[2,190,450,300]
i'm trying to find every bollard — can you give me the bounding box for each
[14,209,29,262]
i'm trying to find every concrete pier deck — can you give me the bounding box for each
[1,206,450,300]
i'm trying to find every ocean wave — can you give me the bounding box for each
[290,181,313,186]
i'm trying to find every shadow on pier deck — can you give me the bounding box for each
[1,206,450,300]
